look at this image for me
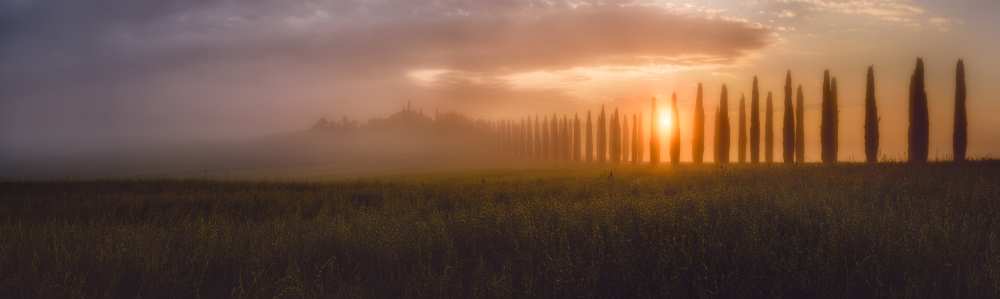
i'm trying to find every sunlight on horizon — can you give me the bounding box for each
[659,109,673,134]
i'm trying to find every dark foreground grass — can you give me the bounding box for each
[2,163,1000,298]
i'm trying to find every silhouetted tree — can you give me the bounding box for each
[598,106,607,162]
[715,85,731,164]
[909,58,930,163]
[670,93,681,165]
[541,116,550,160]
[765,92,774,163]
[739,95,747,163]
[821,71,839,164]
[559,116,567,161]
[783,71,795,164]
[650,97,661,165]
[634,114,643,163]
[750,77,761,163]
[693,83,705,164]
[574,114,582,161]
[795,85,805,163]
[622,113,628,162]
[608,108,622,164]
[564,116,571,160]
[586,111,593,162]
[865,66,880,163]
[954,59,967,162]
[552,114,560,160]
[639,113,645,163]
[520,118,527,158]
[527,116,535,159]
[831,78,839,162]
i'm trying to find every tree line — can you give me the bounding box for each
[494,58,971,164]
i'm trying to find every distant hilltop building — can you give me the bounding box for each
[311,101,492,133]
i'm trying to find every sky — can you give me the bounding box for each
[2,0,999,161]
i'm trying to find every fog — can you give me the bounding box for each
[2,0,999,177]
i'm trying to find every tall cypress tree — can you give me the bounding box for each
[716,85,731,164]
[541,116,550,160]
[535,118,542,159]
[559,115,573,161]
[795,86,805,163]
[527,116,535,159]
[738,95,747,163]
[637,114,645,163]
[750,77,761,163]
[821,70,837,164]
[954,59,967,162]
[598,107,607,162]
[632,114,639,163]
[670,93,681,165]
[693,83,705,164]
[608,108,621,164]
[567,116,573,160]
[585,111,593,162]
[783,71,795,164]
[551,114,559,160]
[865,66,880,163]
[831,78,839,162]
[650,97,661,165]
[623,115,630,163]
[574,114,582,161]
[909,58,930,163]
[765,92,774,163]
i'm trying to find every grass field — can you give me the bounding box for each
[2,162,1000,298]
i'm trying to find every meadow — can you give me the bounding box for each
[2,162,999,298]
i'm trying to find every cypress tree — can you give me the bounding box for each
[795,85,805,163]
[555,115,562,160]
[542,116,550,160]
[551,114,559,160]
[738,94,747,163]
[693,83,705,164]
[783,71,795,164]
[865,66,880,163]
[670,93,681,165]
[716,85,731,164]
[954,59,967,162]
[750,77,761,163]
[632,114,639,163]
[516,117,524,158]
[821,70,838,164]
[623,116,631,163]
[608,108,621,164]
[559,116,567,161]
[565,116,572,160]
[636,114,644,163]
[586,111,593,162]
[534,116,541,159]
[574,114,582,162]
[821,71,830,163]
[527,117,533,159]
[765,92,774,163]
[831,78,839,162]
[909,58,929,163]
[598,107,607,162]
[650,97,661,165]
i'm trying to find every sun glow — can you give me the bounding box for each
[659,109,673,132]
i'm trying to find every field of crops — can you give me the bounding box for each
[2,162,1000,298]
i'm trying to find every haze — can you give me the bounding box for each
[2,0,999,177]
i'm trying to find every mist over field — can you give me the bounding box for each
[0,107,517,178]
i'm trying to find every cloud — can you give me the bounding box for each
[0,1,772,153]
[766,0,946,27]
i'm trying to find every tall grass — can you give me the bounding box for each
[1,163,999,298]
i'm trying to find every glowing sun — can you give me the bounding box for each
[659,110,673,132]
